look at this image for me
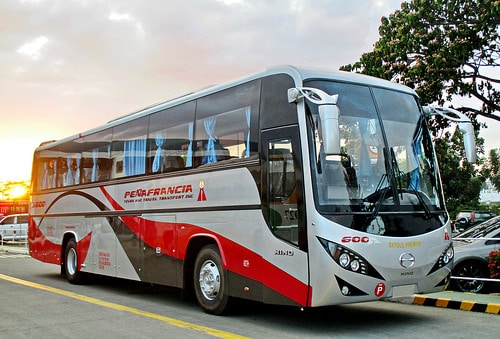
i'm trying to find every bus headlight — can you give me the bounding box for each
[443,246,453,264]
[339,253,350,268]
[428,243,454,275]
[350,259,360,272]
[317,237,384,279]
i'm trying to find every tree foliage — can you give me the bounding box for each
[341,0,500,214]
[481,148,500,190]
[342,0,500,121]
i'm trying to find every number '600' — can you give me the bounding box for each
[341,236,369,243]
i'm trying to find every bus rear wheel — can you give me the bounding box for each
[64,239,84,284]
[193,244,231,315]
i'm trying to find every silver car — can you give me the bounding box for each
[0,213,28,243]
[451,215,500,293]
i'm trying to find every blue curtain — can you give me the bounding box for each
[245,107,251,158]
[92,148,99,182]
[202,117,217,164]
[124,139,146,176]
[152,131,166,173]
[186,122,194,167]
[409,132,423,190]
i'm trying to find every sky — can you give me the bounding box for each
[0,0,498,182]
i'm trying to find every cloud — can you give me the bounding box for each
[17,35,49,59]
[0,0,407,181]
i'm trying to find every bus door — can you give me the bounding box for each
[261,126,310,306]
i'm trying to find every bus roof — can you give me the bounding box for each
[35,65,416,151]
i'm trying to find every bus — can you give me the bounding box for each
[29,65,475,314]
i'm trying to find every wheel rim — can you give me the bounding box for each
[457,264,485,293]
[67,247,77,276]
[198,259,221,301]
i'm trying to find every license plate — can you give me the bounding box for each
[392,284,415,297]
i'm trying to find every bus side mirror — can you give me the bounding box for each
[459,122,476,163]
[288,87,341,155]
[423,106,477,163]
[319,104,341,155]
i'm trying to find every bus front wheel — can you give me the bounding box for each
[64,239,83,284]
[193,244,231,315]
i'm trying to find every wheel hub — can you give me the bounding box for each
[199,259,220,300]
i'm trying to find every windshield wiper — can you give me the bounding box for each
[389,147,433,218]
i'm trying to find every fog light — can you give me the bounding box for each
[341,285,350,296]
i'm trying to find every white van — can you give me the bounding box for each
[0,214,28,242]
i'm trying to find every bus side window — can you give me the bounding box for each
[82,129,112,183]
[147,102,195,173]
[194,80,260,167]
[111,116,148,178]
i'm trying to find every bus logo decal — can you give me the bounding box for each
[274,249,294,256]
[399,252,415,268]
[197,180,207,201]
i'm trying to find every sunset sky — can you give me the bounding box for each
[1,0,498,182]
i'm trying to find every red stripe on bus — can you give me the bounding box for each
[29,219,92,267]
[100,186,309,306]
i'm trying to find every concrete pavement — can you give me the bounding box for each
[2,243,499,315]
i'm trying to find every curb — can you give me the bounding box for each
[0,246,29,255]
[392,294,500,315]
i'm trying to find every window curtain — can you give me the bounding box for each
[202,116,217,164]
[65,157,81,186]
[42,162,50,189]
[186,122,194,167]
[409,128,423,190]
[245,107,251,158]
[152,131,166,173]
[124,139,146,176]
[66,157,73,186]
[358,119,373,177]
[75,158,80,185]
[91,148,99,182]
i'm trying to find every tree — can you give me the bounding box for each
[342,0,500,122]
[481,148,500,190]
[341,0,500,213]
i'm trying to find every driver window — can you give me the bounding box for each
[268,138,298,245]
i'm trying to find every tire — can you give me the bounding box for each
[193,244,231,315]
[64,239,84,284]
[452,261,488,293]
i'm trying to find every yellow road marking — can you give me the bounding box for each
[0,273,248,339]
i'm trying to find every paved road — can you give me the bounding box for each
[1,249,499,338]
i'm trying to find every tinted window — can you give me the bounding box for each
[260,74,297,129]
[194,80,260,166]
[148,102,195,172]
[111,117,149,178]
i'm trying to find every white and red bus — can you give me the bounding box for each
[29,66,475,314]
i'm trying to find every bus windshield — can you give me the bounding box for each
[305,80,446,236]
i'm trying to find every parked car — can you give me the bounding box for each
[454,210,497,232]
[0,213,28,242]
[451,216,500,293]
